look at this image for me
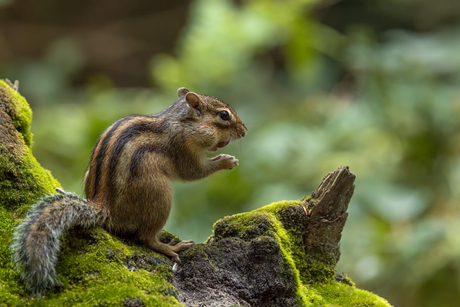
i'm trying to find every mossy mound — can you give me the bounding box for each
[38,227,180,306]
[0,80,60,213]
[0,80,61,305]
[174,200,392,307]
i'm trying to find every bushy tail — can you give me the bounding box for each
[10,189,107,297]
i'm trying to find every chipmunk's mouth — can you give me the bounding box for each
[209,140,230,152]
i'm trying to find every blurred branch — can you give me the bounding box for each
[3,78,18,91]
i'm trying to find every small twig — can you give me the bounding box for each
[4,78,19,92]
[172,262,178,272]
[302,204,309,216]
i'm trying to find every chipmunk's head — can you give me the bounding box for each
[177,87,247,151]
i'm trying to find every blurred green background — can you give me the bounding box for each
[2,0,460,306]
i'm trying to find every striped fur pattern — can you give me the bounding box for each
[10,88,247,296]
[10,190,107,297]
[83,88,247,247]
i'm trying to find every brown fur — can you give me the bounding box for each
[84,88,247,262]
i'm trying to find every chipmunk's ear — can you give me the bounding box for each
[177,87,190,97]
[185,92,201,109]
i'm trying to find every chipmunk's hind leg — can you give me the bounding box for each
[169,239,195,252]
[141,234,195,263]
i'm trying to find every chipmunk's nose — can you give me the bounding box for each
[241,124,247,137]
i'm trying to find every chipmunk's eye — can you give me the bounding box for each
[219,110,230,121]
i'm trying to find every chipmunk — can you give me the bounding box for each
[10,87,247,296]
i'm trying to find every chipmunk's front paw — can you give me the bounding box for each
[212,154,239,170]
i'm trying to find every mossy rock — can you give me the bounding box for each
[0,80,392,306]
[173,200,392,307]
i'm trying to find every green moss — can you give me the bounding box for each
[0,80,33,148]
[1,217,182,306]
[300,282,391,307]
[0,81,60,212]
[0,144,61,212]
[0,206,28,307]
[42,228,181,307]
[0,82,63,305]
